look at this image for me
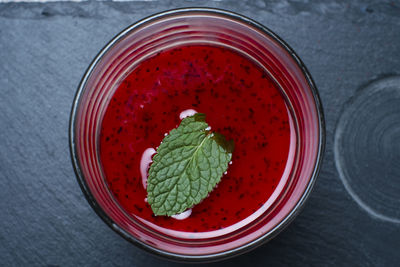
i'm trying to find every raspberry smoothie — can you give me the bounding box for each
[99,45,292,233]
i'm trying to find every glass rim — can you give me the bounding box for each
[69,7,326,262]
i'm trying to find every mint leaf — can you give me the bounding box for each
[146,113,234,216]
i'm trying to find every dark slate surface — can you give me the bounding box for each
[1,0,399,266]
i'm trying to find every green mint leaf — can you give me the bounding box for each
[146,113,234,216]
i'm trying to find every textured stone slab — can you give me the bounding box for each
[0,0,399,266]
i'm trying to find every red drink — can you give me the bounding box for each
[100,45,293,233]
[71,8,324,261]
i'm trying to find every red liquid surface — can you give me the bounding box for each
[100,45,291,233]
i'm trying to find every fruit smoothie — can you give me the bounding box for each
[99,45,292,233]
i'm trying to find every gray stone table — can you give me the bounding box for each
[1,0,399,266]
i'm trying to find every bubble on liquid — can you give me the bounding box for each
[144,198,148,203]
[205,126,211,131]
[171,209,192,220]
[140,104,144,109]
[179,109,197,120]
[229,161,233,165]
[164,133,168,136]
[224,171,228,175]
[140,148,156,189]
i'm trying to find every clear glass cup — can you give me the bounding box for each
[69,7,325,262]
